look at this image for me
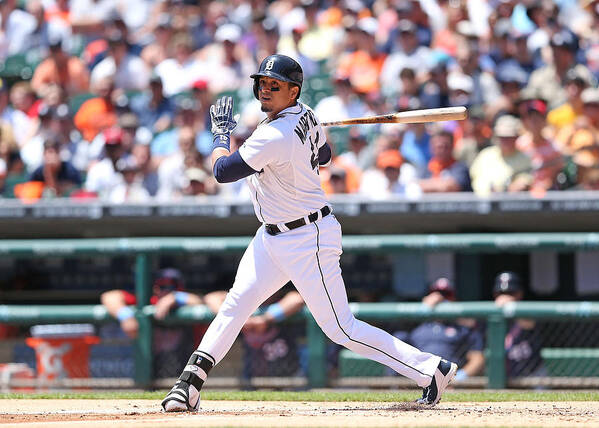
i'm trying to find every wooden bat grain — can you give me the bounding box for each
[321,106,468,127]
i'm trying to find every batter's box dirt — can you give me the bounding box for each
[1,399,599,427]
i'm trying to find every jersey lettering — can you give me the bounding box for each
[293,110,318,144]
[310,132,319,171]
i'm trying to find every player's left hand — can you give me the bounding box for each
[210,96,239,135]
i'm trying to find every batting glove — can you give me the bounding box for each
[210,96,239,135]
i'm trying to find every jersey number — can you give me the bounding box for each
[309,132,319,173]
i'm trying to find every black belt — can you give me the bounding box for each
[265,206,331,236]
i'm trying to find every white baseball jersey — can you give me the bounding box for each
[238,103,328,224]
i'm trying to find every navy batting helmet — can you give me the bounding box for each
[492,271,522,297]
[250,54,303,100]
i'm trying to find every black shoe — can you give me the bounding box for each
[161,379,201,412]
[417,359,458,406]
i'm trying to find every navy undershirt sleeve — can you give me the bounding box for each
[318,143,332,165]
[213,151,258,183]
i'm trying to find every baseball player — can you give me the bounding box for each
[161,54,457,412]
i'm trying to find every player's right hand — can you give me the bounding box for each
[210,96,238,135]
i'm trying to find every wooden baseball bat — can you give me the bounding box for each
[321,106,468,127]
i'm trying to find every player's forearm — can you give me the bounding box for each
[211,147,230,170]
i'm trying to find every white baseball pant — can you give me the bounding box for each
[197,214,440,387]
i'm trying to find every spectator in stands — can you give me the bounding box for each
[28,136,82,198]
[453,106,493,167]
[486,61,528,122]
[394,277,485,382]
[547,66,596,132]
[380,19,431,98]
[0,120,21,180]
[84,126,127,198]
[106,156,150,203]
[0,0,36,58]
[0,78,32,149]
[180,167,209,197]
[9,82,38,119]
[207,23,254,94]
[557,87,599,159]
[30,36,90,97]
[19,102,53,173]
[399,121,432,176]
[131,139,158,197]
[527,29,591,110]
[155,32,206,97]
[140,13,174,69]
[101,267,224,377]
[417,129,472,193]
[337,128,375,172]
[336,17,386,95]
[359,149,418,199]
[73,76,118,143]
[314,73,370,125]
[420,59,451,109]
[516,99,564,194]
[130,74,176,135]
[157,126,211,200]
[90,29,150,91]
[321,166,349,195]
[492,271,544,377]
[470,115,532,197]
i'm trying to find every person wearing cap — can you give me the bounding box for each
[90,29,150,91]
[130,74,176,134]
[527,29,592,110]
[31,35,90,97]
[101,268,225,377]
[492,271,544,377]
[337,17,387,94]
[417,129,472,193]
[359,149,418,199]
[470,115,532,197]
[155,32,205,97]
[380,19,431,98]
[207,23,254,94]
[516,99,564,193]
[106,156,151,203]
[454,41,501,109]
[486,61,528,122]
[84,126,127,198]
[393,277,485,383]
[337,127,376,172]
[547,66,596,131]
[27,134,82,198]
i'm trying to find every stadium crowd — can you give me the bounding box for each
[1,0,599,202]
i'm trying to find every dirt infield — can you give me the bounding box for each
[1,399,599,428]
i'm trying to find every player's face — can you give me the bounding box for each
[258,77,298,115]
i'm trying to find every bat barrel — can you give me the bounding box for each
[321,106,468,127]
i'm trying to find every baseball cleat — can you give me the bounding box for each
[417,359,458,406]
[161,379,200,412]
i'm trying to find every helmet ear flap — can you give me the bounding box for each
[253,79,260,100]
